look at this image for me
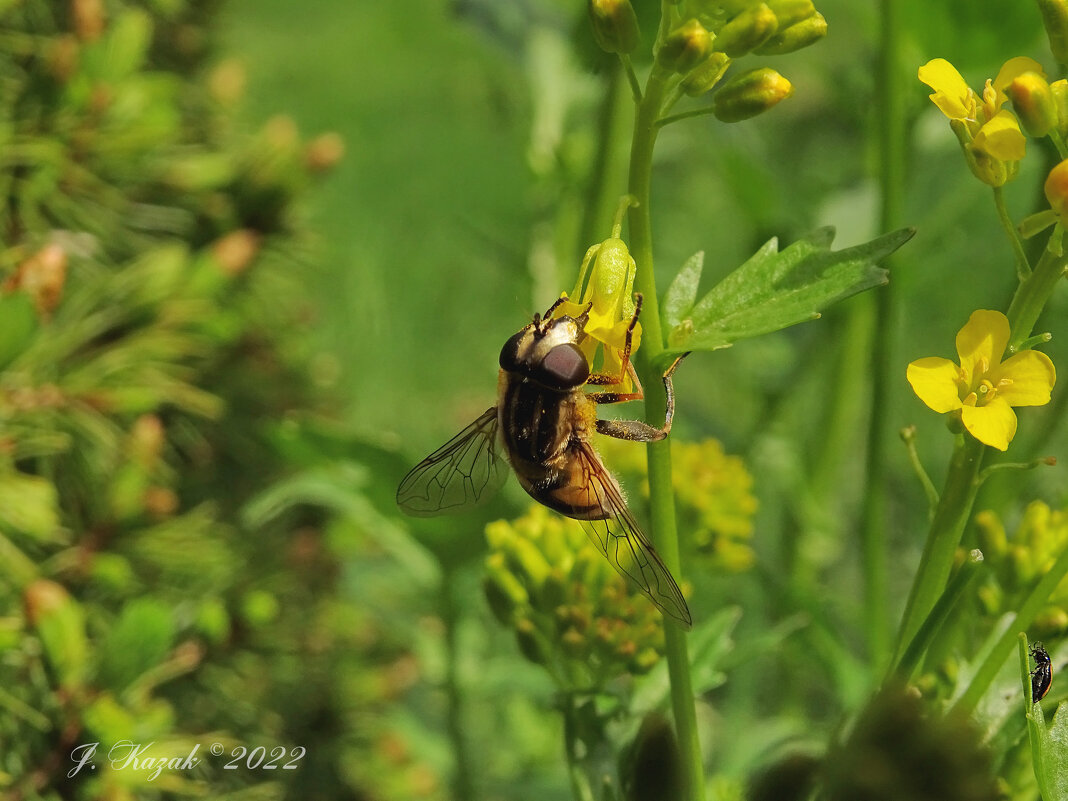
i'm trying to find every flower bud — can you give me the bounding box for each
[712,67,793,122]
[1038,0,1068,68]
[589,0,641,55]
[1007,72,1058,137]
[754,11,827,55]
[712,3,777,57]
[767,0,817,28]
[657,19,712,74]
[681,52,731,96]
[515,617,552,666]
[1051,79,1068,135]
[1044,158,1068,226]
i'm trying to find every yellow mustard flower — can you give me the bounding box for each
[918,57,1044,184]
[553,235,642,391]
[907,310,1056,450]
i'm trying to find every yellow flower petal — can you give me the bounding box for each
[993,349,1056,407]
[907,357,964,413]
[961,397,1017,450]
[918,58,974,120]
[956,310,1010,381]
[993,57,1046,107]
[973,110,1026,161]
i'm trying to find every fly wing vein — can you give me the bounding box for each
[575,442,692,629]
[396,407,507,516]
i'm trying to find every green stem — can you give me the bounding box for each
[859,0,906,666]
[626,39,705,801]
[993,186,1032,280]
[1006,245,1068,352]
[950,542,1068,715]
[889,549,983,682]
[563,696,597,801]
[655,105,717,128]
[900,426,939,515]
[441,576,477,801]
[892,434,985,665]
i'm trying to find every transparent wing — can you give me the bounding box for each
[396,407,508,517]
[574,441,692,629]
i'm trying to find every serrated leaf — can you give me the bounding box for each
[665,227,914,353]
[662,251,704,331]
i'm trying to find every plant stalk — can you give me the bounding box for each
[626,52,705,801]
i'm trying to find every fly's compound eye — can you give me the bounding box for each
[499,329,528,371]
[536,343,590,389]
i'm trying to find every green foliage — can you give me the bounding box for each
[662,226,915,356]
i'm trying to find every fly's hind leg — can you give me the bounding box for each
[593,353,689,442]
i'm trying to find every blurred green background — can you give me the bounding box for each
[4,0,1068,798]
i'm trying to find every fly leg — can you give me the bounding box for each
[590,353,689,441]
[585,294,643,389]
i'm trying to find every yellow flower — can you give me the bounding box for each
[907,310,1056,450]
[553,235,642,391]
[918,57,1044,184]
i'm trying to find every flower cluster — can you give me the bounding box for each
[918,57,1044,186]
[603,437,758,572]
[975,501,1068,636]
[907,310,1055,451]
[483,504,668,687]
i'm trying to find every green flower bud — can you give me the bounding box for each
[766,0,817,28]
[681,52,731,96]
[754,11,827,55]
[589,0,641,55]
[1038,0,1068,68]
[1007,72,1058,137]
[657,19,712,74]
[515,617,552,666]
[712,67,793,122]
[974,510,1006,559]
[712,3,777,57]
[506,535,553,590]
[1034,606,1068,633]
[1052,79,1068,136]
[483,560,529,625]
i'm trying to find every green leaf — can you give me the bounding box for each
[662,251,704,331]
[0,292,37,370]
[664,227,915,354]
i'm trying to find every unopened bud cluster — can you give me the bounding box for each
[483,504,667,686]
[588,0,824,122]
[651,0,821,121]
[973,502,1068,636]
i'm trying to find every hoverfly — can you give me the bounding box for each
[396,293,692,628]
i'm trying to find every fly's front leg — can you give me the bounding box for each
[594,353,689,442]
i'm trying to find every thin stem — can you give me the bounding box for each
[888,549,983,682]
[621,55,642,104]
[441,576,477,801]
[859,0,906,666]
[1051,128,1068,160]
[655,105,717,128]
[892,434,986,664]
[562,696,597,801]
[993,186,1032,280]
[1006,245,1068,352]
[627,38,705,801]
[900,426,939,514]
